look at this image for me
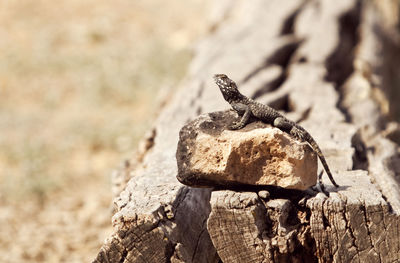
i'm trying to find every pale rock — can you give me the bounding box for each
[176,111,317,190]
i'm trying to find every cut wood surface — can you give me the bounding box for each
[94,0,400,262]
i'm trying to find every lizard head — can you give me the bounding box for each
[213,74,242,103]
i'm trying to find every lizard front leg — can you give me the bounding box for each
[230,103,251,130]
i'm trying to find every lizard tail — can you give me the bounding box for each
[305,133,339,188]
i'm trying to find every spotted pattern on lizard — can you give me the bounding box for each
[213,73,339,193]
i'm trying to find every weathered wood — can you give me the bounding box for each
[94,0,400,262]
[208,190,315,262]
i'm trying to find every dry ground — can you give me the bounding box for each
[0,1,210,262]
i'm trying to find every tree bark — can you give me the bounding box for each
[93,0,400,262]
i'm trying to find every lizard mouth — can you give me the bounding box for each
[213,74,227,81]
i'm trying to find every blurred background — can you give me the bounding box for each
[0,0,211,262]
[1,1,400,262]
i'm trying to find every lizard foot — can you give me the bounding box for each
[290,126,305,141]
[229,121,244,130]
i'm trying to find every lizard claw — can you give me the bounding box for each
[290,126,304,141]
[229,121,243,130]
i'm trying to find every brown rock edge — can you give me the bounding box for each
[93,1,400,262]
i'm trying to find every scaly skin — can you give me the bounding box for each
[213,73,339,192]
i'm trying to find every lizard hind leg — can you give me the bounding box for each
[274,117,305,141]
[273,117,294,134]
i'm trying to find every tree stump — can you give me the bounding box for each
[93,0,400,262]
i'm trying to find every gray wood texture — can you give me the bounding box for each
[93,1,400,262]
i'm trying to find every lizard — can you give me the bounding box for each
[213,73,339,193]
